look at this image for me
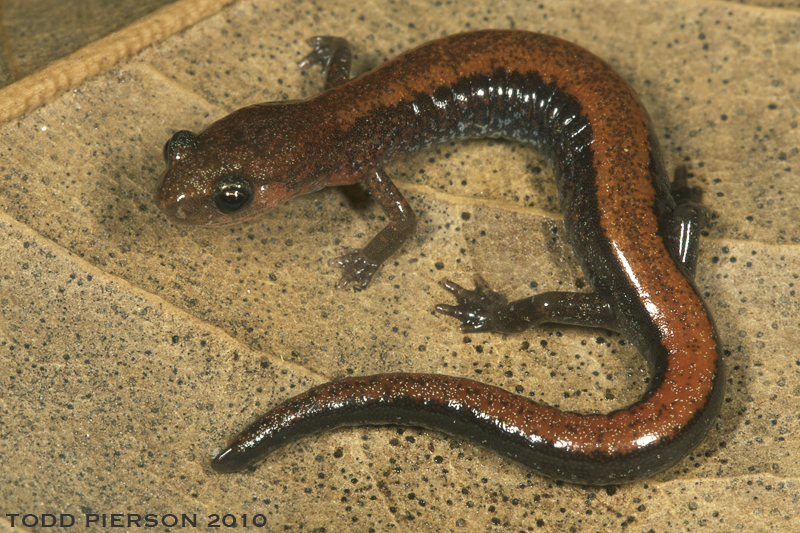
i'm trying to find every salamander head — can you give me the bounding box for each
[155,103,320,226]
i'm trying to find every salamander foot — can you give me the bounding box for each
[329,250,380,289]
[435,275,510,332]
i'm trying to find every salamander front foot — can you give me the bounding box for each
[298,36,353,88]
[435,275,511,332]
[329,250,381,289]
[298,36,345,68]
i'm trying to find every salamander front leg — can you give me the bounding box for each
[298,36,353,90]
[436,275,619,334]
[301,38,416,289]
[330,169,417,289]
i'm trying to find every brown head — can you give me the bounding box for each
[155,102,334,226]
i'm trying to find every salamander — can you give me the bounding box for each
[156,30,725,485]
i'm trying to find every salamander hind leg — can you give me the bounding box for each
[435,275,512,333]
[664,165,712,278]
[670,164,705,208]
[436,275,619,334]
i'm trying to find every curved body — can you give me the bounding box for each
[157,31,725,484]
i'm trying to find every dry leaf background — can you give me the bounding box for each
[1,0,799,531]
[0,0,177,87]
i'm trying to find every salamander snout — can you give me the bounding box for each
[155,130,201,224]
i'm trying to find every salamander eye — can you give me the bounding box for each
[214,175,254,214]
[164,130,199,163]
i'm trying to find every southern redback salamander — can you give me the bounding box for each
[156,31,725,484]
